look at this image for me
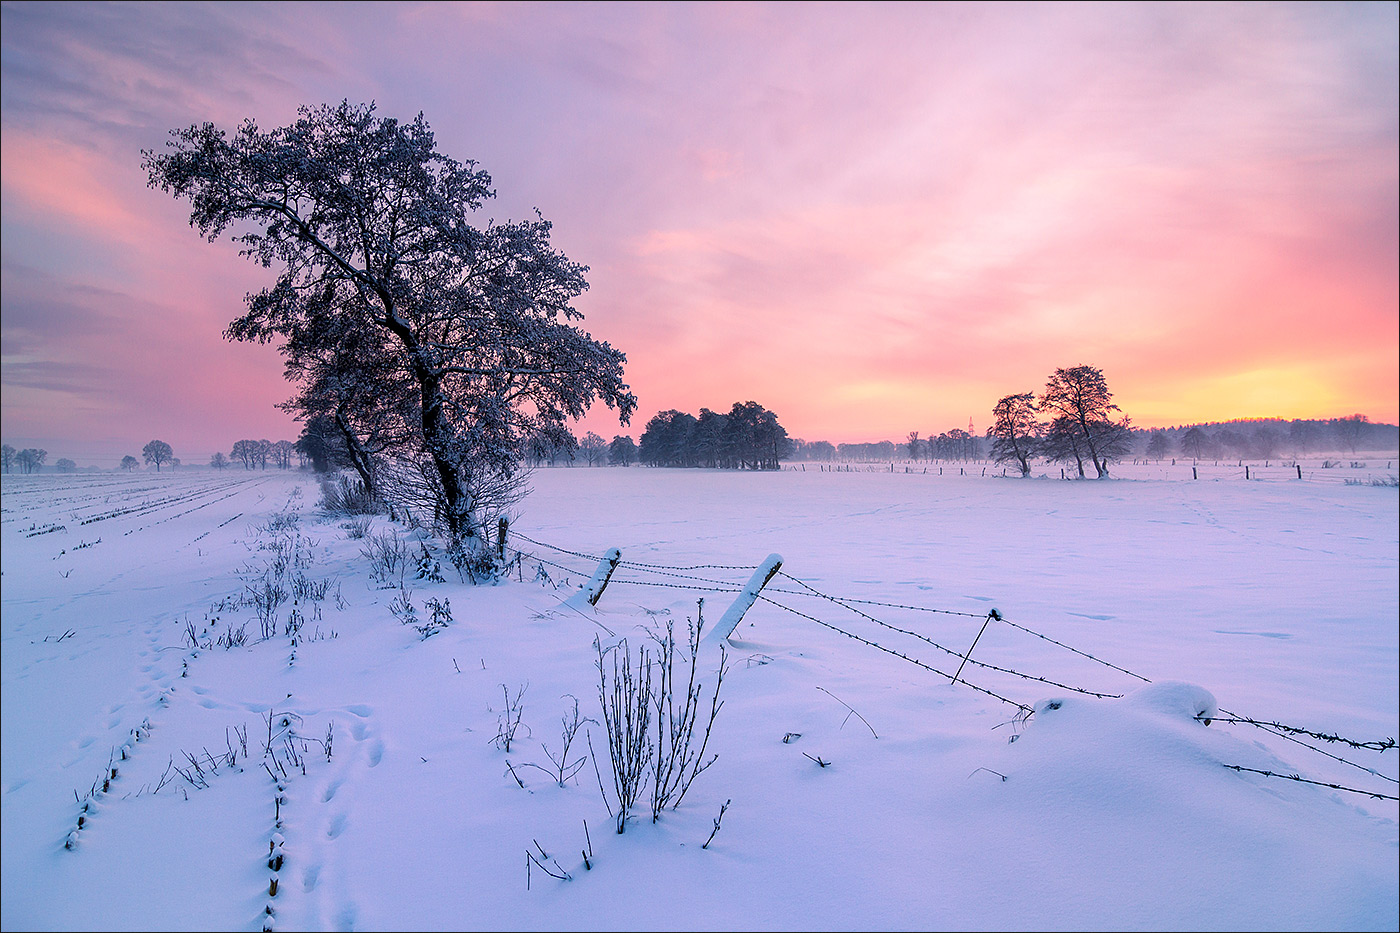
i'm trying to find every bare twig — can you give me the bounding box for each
[816,686,877,738]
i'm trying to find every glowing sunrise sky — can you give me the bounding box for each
[2,1,1396,466]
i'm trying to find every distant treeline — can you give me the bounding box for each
[789,433,982,463]
[1131,416,1397,459]
[787,415,1398,465]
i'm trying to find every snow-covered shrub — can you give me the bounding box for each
[493,683,528,752]
[340,516,372,539]
[361,530,409,587]
[447,535,499,584]
[414,542,445,583]
[522,695,593,787]
[320,473,378,515]
[593,606,728,833]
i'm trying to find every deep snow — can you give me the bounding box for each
[2,462,1396,931]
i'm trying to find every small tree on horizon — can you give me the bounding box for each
[608,435,637,466]
[989,392,1040,476]
[1039,365,1131,478]
[120,455,139,472]
[1334,414,1369,454]
[1,444,14,473]
[142,440,174,471]
[579,432,607,467]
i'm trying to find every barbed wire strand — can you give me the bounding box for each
[508,532,603,564]
[1209,715,1396,753]
[509,531,756,573]
[774,572,1122,698]
[755,593,1033,713]
[608,578,745,595]
[1222,765,1398,801]
[994,616,1153,683]
[1217,707,1398,785]
[611,564,748,588]
[506,545,745,598]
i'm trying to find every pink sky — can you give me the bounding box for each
[2,2,1396,466]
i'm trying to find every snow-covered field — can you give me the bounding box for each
[2,462,1397,931]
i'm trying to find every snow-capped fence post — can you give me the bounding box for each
[952,608,1000,686]
[704,554,783,646]
[571,548,621,607]
[1296,464,1303,479]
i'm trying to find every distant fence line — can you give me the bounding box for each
[778,459,1398,485]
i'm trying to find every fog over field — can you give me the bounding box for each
[2,463,1396,930]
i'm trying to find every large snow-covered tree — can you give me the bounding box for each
[144,101,635,544]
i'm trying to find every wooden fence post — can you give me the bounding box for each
[704,554,783,646]
[565,549,622,609]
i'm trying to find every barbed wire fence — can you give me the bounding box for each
[499,530,1397,803]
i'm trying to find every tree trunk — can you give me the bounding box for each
[334,412,377,498]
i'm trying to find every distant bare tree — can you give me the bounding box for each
[142,440,174,471]
[579,432,607,467]
[1039,365,1131,478]
[1041,417,1089,476]
[1,444,14,473]
[16,448,48,473]
[1145,431,1172,461]
[1180,427,1209,460]
[230,440,259,469]
[1288,420,1321,454]
[273,440,296,469]
[210,452,229,470]
[989,393,1040,476]
[1334,414,1369,454]
[608,435,637,466]
[55,458,77,473]
[120,455,139,471]
[1251,427,1282,460]
[906,431,923,461]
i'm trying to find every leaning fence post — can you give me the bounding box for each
[704,554,783,646]
[565,548,621,608]
[952,609,1000,686]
